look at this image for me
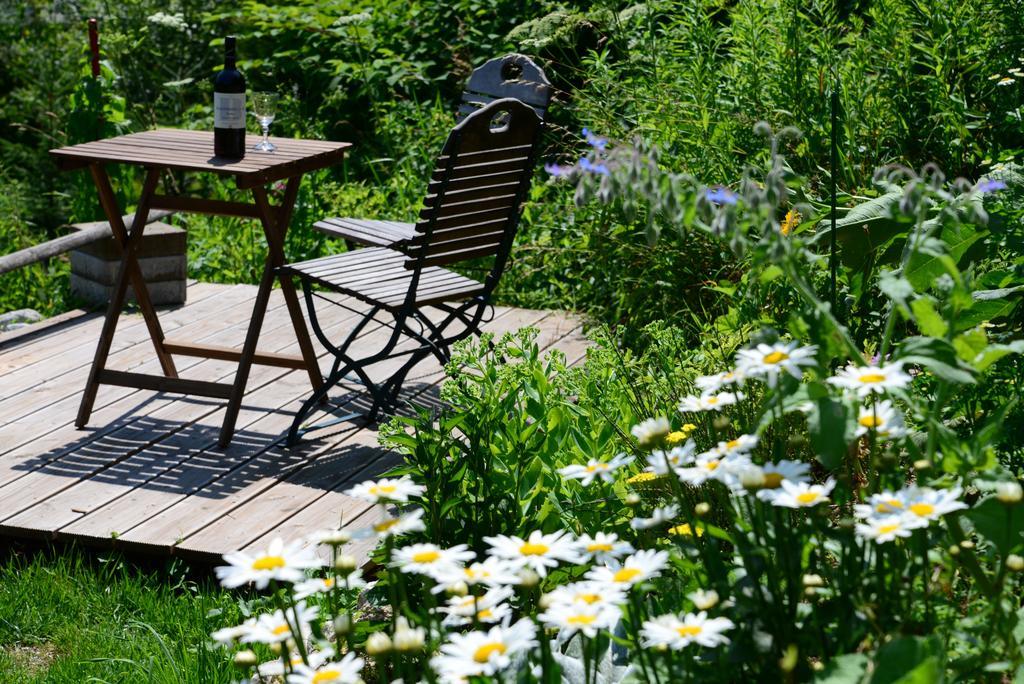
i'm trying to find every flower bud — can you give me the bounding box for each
[448,581,469,597]
[334,554,358,571]
[317,529,352,546]
[811,660,825,672]
[802,574,824,588]
[233,649,257,668]
[538,592,554,610]
[393,617,426,653]
[517,568,540,588]
[947,544,960,556]
[688,589,719,610]
[334,614,352,635]
[960,540,975,550]
[625,492,642,507]
[695,502,711,517]
[712,415,731,431]
[1008,554,1024,572]
[365,631,393,657]
[913,459,932,472]
[740,467,766,492]
[996,481,1023,504]
[269,642,282,655]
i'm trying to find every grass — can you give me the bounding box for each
[0,543,244,683]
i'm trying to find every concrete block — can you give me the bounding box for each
[70,274,187,307]
[73,221,187,261]
[70,252,186,286]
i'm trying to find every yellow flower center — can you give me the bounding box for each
[313,670,342,683]
[477,609,494,620]
[796,491,821,505]
[578,593,602,604]
[251,555,286,571]
[763,473,784,489]
[706,397,719,405]
[412,550,441,563]
[705,460,720,471]
[568,614,597,626]
[763,351,790,365]
[726,439,740,449]
[858,373,886,384]
[374,518,399,532]
[859,415,882,428]
[878,524,900,535]
[587,543,614,553]
[473,642,507,663]
[668,523,704,537]
[520,543,549,556]
[627,472,659,484]
[613,567,643,583]
[676,625,703,637]
[323,578,335,588]
[585,463,609,473]
[369,484,397,497]
[666,431,687,445]
[910,503,935,517]
[272,624,291,636]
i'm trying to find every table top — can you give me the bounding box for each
[50,129,351,189]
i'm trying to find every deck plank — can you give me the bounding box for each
[0,283,588,566]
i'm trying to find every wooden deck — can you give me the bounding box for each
[0,282,588,565]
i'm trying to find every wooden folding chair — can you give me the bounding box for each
[280,98,543,444]
[312,54,552,248]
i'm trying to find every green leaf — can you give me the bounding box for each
[910,297,948,337]
[816,653,869,684]
[966,497,1024,555]
[895,336,976,385]
[870,636,944,684]
[952,327,987,363]
[879,271,915,307]
[808,397,849,470]
[972,340,1024,371]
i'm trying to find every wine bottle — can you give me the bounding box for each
[213,36,246,159]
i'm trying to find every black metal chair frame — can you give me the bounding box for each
[283,99,542,445]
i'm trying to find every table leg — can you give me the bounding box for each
[76,165,174,428]
[217,177,322,447]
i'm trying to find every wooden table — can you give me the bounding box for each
[50,129,352,447]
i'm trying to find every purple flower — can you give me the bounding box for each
[976,179,1008,194]
[579,157,610,175]
[582,127,608,151]
[705,187,738,206]
[545,162,573,178]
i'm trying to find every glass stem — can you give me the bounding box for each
[261,124,270,147]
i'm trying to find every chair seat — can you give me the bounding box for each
[282,247,486,309]
[313,217,417,248]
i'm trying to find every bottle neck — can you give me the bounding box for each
[224,36,237,69]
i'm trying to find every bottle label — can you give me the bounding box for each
[214,92,246,129]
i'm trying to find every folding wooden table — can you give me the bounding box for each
[50,130,352,447]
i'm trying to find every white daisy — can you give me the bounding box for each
[646,442,697,476]
[484,530,584,577]
[309,528,352,546]
[430,619,538,681]
[576,532,635,563]
[770,478,836,509]
[900,486,968,529]
[853,489,911,519]
[430,556,523,593]
[695,369,745,394]
[641,611,735,649]
[211,620,255,645]
[258,648,333,678]
[439,587,514,627]
[630,504,680,530]
[286,652,364,684]
[544,581,629,611]
[558,453,634,486]
[855,400,908,439]
[736,341,818,387]
[392,543,475,577]
[828,362,912,397]
[293,570,365,600]
[216,538,323,589]
[538,600,620,638]
[243,602,319,644]
[352,508,425,540]
[344,476,425,504]
[755,460,812,502]
[679,391,745,413]
[675,453,751,490]
[585,549,669,587]
[631,417,671,447]
[704,433,759,458]
[855,514,914,544]
[688,589,720,610]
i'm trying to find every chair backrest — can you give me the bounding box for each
[457,54,552,123]
[403,98,543,283]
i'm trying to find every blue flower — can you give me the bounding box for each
[579,157,610,175]
[544,162,573,178]
[976,179,1008,194]
[582,127,608,151]
[705,187,738,205]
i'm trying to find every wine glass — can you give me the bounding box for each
[251,91,278,152]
